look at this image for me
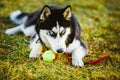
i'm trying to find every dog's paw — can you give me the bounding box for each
[5,29,16,35]
[29,50,40,58]
[29,52,39,58]
[72,58,84,67]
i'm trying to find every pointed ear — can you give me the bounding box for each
[40,5,51,21]
[63,5,72,20]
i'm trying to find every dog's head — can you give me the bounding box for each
[36,5,74,53]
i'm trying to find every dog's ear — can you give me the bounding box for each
[40,5,51,21]
[63,5,72,20]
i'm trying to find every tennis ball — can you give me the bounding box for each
[42,50,55,62]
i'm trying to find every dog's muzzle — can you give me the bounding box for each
[56,48,64,53]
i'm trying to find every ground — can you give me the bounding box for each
[0,0,120,80]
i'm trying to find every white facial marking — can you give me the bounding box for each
[41,21,71,53]
[39,30,51,48]
[60,27,64,33]
[52,27,57,33]
[57,22,61,36]
[55,22,62,51]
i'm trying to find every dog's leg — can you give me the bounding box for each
[72,47,86,67]
[5,24,23,35]
[71,40,88,67]
[5,24,36,37]
[29,35,41,58]
[21,25,36,37]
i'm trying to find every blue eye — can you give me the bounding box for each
[48,31,56,37]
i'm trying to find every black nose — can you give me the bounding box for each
[56,49,64,53]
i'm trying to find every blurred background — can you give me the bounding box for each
[0,0,120,79]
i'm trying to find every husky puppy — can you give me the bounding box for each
[5,5,88,67]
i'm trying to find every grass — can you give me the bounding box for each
[0,0,120,80]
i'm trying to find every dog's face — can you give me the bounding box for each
[36,5,74,53]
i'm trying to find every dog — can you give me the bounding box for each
[5,5,88,67]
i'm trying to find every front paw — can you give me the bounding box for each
[29,51,40,58]
[5,29,15,35]
[72,58,84,67]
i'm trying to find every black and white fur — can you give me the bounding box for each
[5,5,88,67]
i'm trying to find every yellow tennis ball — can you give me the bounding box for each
[42,50,55,62]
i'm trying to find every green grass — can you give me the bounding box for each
[0,0,120,80]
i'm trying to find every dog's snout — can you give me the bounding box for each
[56,48,64,53]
